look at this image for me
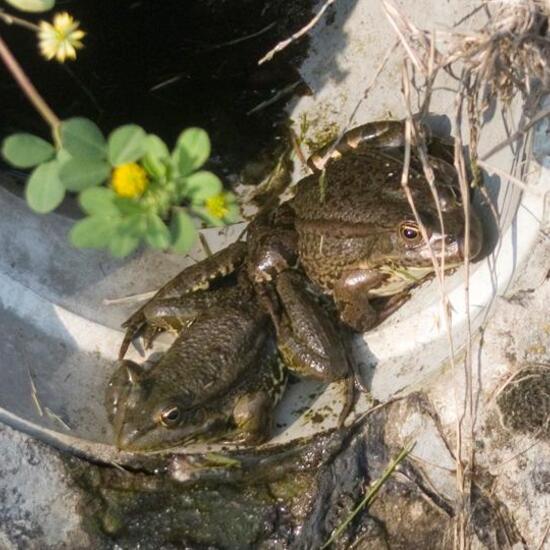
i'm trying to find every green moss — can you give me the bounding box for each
[304,122,340,154]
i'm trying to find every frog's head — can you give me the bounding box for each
[106,360,225,452]
[371,180,483,272]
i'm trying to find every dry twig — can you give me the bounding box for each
[258,0,337,65]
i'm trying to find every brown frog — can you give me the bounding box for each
[121,120,481,351]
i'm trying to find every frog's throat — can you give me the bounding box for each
[370,263,453,297]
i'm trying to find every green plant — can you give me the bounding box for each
[0,0,240,257]
[2,122,240,256]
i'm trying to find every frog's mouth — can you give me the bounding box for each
[370,264,438,297]
[115,414,230,452]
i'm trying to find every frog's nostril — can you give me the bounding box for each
[116,425,139,450]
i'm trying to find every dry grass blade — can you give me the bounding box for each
[380,0,435,75]
[246,80,302,115]
[207,21,276,51]
[321,440,415,548]
[480,106,550,161]
[103,290,157,306]
[380,2,550,547]
[27,367,44,417]
[109,460,132,473]
[494,437,544,468]
[443,0,550,107]
[536,520,550,550]
[399,62,471,548]
[199,233,213,258]
[45,407,72,431]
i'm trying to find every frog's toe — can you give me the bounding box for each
[143,325,163,350]
[376,291,411,324]
[118,313,146,359]
[339,300,379,333]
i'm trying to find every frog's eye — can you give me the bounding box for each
[399,222,422,245]
[159,406,181,428]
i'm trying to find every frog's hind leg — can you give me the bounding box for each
[307,117,433,171]
[274,270,356,425]
[274,270,349,382]
[119,241,247,359]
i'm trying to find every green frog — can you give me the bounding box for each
[107,276,278,451]
[108,270,349,451]
[289,120,483,331]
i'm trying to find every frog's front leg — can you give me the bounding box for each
[246,202,298,284]
[138,289,230,350]
[274,270,349,382]
[119,241,247,359]
[332,268,410,332]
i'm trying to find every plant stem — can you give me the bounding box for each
[0,9,40,32]
[0,32,60,144]
[321,440,416,549]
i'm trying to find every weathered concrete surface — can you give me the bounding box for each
[427,232,550,548]
[0,424,91,549]
[0,0,548,545]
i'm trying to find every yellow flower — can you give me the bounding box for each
[38,12,85,63]
[111,163,149,198]
[205,193,231,219]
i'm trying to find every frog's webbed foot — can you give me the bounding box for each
[105,359,145,427]
[137,293,211,349]
[333,266,412,333]
[337,297,379,333]
[127,282,252,355]
[231,390,275,446]
[119,241,247,359]
[274,270,349,382]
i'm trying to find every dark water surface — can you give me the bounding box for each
[1,0,314,180]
